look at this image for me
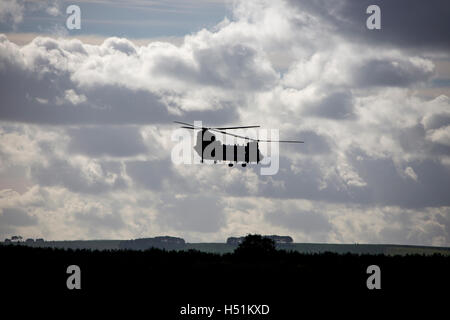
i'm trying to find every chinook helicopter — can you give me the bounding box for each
[174,121,304,167]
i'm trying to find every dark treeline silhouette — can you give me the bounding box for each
[1,234,448,316]
[118,236,186,250]
[227,234,293,245]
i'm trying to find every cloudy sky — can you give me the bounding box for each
[0,0,449,245]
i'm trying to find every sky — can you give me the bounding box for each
[0,0,449,245]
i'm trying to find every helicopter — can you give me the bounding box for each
[174,121,304,167]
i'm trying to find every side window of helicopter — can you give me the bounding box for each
[204,135,223,160]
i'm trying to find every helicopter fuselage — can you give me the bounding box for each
[194,129,264,165]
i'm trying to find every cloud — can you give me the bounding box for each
[0,0,449,245]
[426,125,450,147]
[293,130,331,155]
[0,34,257,125]
[30,157,127,194]
[0,207,37,226]
[0,0,63,32]
[287,0,450,51]
[0,0,24,27]
[126,159,173,190]
[404,166,418,181]
[308,91,355,119]
[266,208,332,234]
[354,58,434,87]
[157,194,225,233]
[348,152,450,208]
[68,126,147,157]
[75,208,125,233]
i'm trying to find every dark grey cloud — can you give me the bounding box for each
[31,158,127,194]
[68,126,147,157]
[289,0,450,51]
[247,149,450,210]
[291,130,332,155]
[126,159,173,190]
[0,36,241,126]
[157,194,225,233]
[172,103,240,127]
[397,123,450,156]
[348,149,450,208]
[153,43,278,91]
[75,209,125,231]
[353,59,434,87]
[308,91,355,119]
[0,207,38,226]
[397,123,427,153]
[423,113,450,131]
[0,66,171,125]
[435,211,450,244]
[0,63,240,126]
[256,157,355,203]
[376,209,450,245]
[266,209,332,233]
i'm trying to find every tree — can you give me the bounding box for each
[11,235,22,242]
[234,234,276,259]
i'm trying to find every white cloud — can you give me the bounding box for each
[0,0,449,244]
[58,89,86,105]
[404,166,418,181]
[427,125,450,147]
[45,5,59,17]
[0,0,24,27]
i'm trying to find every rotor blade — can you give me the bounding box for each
[258,140,304,143]
[174,121,207,130]
[212,125,260,130]
[211,129,304,143]
[210,129,257,141]
[175,121,260,130]
[173,121,195,127]
[175,122,304,143]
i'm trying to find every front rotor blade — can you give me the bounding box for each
[174,121,207,130]
[174,121,195,127]
[212,125,261,130]
[210,129,257,141]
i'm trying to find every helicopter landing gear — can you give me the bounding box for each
[227,163,247,168]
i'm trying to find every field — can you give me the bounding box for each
[1,243,449,316]
[9,240,450,256]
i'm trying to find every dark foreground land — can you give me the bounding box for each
[1,243,449,317]
[13,239,450,255]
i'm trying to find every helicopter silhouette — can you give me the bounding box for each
[174,121,304,167]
